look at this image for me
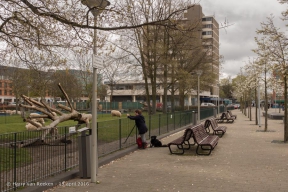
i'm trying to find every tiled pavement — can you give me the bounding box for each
[42,108,288,192]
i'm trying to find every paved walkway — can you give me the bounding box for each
[45,108,288,192]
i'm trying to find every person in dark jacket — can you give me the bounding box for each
[127,109,148,149]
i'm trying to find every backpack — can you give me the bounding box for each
[136,137,142,148]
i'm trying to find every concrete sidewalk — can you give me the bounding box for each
[45,108,288,192]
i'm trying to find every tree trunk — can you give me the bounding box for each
[244,94,247,116]
[255,87,258,125]
[249,89,252,121]
[284,76,288,142]
[179,88,185,111]
[264,69,268,132]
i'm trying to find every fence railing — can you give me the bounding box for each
[0,107,234,192]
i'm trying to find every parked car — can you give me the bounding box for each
[201,103,216,106]
[233,104,240,109]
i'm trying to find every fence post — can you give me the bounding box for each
[179,112,182,127]
[173,112,175,130]
[148,115,151,139]
[13,133,17,191]
[97,122,99,140]
[119,119,122,149]
[65,126,67,171]
[166,113,168,132]
[158,114,161,135]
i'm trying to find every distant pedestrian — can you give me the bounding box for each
[127,109,148,149]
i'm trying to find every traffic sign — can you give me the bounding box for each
[92,54,103,69]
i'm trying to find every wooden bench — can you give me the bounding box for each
[168,128,194,155]
[190,124,219,155]
[216,112,235,123]
[227,110,237,119]
[204,118,227,137]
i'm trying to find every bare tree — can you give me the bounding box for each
[71,53,94,107]
[103,1,220,113]
[101,52,132,103]
[0,0,194,68]
[253,15,288,137]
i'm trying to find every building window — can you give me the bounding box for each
[202,31,213,35]
[125,85,132,90]
[202,17,212,21]
[203,24,212,28]
[0,90,2,95]
[135,85,145,90]
[4,82,7,88]
[4,90,7,95]
[9,90,12,95]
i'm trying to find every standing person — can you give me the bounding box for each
[127,109,148,149]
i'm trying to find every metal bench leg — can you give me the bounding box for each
[169,144,185,155]
[196,145,213,155]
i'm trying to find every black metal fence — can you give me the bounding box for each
[0,107,233,192]
[0,125,82,192]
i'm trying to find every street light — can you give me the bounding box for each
[81,0,110,183]
[217,83,220,116]
[258,78,261,127]
[196,70,202,123]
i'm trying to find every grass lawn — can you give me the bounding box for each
[0,113,130,134]
[0,111,163,132]
[0,147,31,172]
[0,111,191,142]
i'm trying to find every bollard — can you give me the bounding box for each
[213,108,217,118]
[192,111,197,125]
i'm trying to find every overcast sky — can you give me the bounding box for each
[198,0,288,79]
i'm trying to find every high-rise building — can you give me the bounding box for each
[184,4,220,97]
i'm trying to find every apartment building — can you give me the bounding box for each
[0,66,15,103]
[0,80,14,103]
[105,80,211,106]
[184,4,220,97]
[106,4,220,105]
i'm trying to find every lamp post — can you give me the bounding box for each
[196,70,202,123]
[258,79,261,127]
[217,83,220,116]
[81,0,110,183]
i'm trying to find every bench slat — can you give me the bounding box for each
[191,124,219,155]
[227,110,237,119]
[204,118,227,137]
[168,128,193,155]
[216,112,235,123]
